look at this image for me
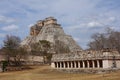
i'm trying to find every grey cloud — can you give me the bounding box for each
[1,24,19,32]
[0,15,15,23]
[0,0,120,49]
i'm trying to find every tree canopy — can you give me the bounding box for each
[87,28,120,53]
[30,40,52,63]
[2,35,27,66]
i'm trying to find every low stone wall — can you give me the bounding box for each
[23,61,44,65]
[5,66,32,72]
[53,68,120,74]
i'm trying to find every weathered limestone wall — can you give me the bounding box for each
[108,60,114,68]
[116,60,120,68]
[51,63,55,68]
[26,55,43,62]
[103,60,108,68]
[52,50,120,62]
[29,17,57,36]
[103,60,110,68]
[44,20,57,25]
[51,50,120,70]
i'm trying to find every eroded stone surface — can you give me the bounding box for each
[52,49,120,62]
[21,17,82,53]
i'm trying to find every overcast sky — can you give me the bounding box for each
[0,0,120,49]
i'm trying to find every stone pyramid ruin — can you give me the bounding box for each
[21,17,82,53]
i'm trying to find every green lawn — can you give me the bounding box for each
[0,65,120,80]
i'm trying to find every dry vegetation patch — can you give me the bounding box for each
[0,65,120,80]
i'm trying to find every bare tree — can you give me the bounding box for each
[87,27,120,53]
[13,47,28,66]
[2,35,27,66]
[54,40,70,53]
[30,40,52,63]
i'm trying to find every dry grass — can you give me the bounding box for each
[0,65,120,80]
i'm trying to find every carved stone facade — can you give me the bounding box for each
[51,49,120,69]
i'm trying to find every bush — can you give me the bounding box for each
[1,61,8,72]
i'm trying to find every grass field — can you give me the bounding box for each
[0,65,120,80]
